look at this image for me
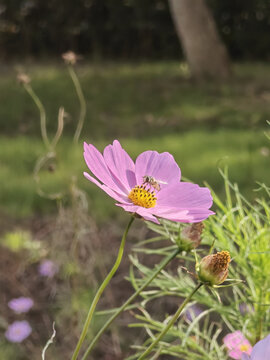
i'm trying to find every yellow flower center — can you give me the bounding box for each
[128,185,157,208]
[240,344,249,352]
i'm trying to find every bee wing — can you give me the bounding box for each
[157,180,168,185]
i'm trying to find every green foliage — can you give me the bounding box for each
[0,230,42,261]
[126,173,270,359]
[1,62,270,137]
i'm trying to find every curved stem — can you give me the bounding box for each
[68,65,87,144]
[24,83,51,151]
[81,247,181,360]
[71,216,134,360]
[51,107,65,149]
[33,152,64,200]
[138,282,203,360]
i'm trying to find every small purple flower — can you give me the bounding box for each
[185,304,203,322]
[5,321,32,343]
[223,331,252,359]
[38,259,59,278]
[84,140,214,224]
[239,303,254,315]
[8,297,33,314]
[242,334,270,359]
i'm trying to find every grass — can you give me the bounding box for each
[0,61,270,219]
[1,62,270,138]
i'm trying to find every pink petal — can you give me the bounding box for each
[136,207,160,224]
[241,340,252,355]
[157,182,213,209]
[103,140,136,191]
[84,172,131,204]
[224,331,247,349]
[84,142,127,194]
[229,349,243,359]
[116,204,160,224]
[152,207,189,218]
[152,207,214,223]
[135,151,181,188]
[115,204,141,213]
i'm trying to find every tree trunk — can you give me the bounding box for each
[168,0,231,79]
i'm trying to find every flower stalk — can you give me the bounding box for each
[23,83,51,151]
[138,282,203,360]
[67,65,86,144]
[81,246,181,360]
[71,216,134,360]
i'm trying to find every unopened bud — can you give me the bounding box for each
[62,51,81,65]
[198,251,231,285]
[17,73,31,85]
[181,222,204,250]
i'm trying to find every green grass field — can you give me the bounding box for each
[0,62,270,220]
[1,62,270,137]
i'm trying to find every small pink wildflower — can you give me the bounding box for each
[8,297,33,314]
[5,321,32,343]
[83,140,214,224]
[62,51,81,65]
[223,331,252,359]
[38,259,58,278]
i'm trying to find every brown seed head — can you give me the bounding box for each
[198,251,231,285]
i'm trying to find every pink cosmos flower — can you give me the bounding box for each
[241,334,270,360]
[223,331,252,359]
[8,297,33,314]
[5,321,32,343]
[83,140,214,224]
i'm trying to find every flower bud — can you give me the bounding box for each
[62,51,81,65]
[17,73,31,85]
[180,222,204,250]
[198,251,231,285]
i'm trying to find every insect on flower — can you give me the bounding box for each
[83,140,214,224]
[142,175,168,191]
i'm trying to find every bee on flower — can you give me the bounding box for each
[83,140,214,224]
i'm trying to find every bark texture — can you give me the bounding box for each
[169,0,231,79]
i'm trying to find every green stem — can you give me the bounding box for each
[71,216,134,360]
[24,83,51,151]
[256,288,264,342]
[51,107,65,149]
[68,65,87,144]
[138,282,203,360]
[81,247,181,360]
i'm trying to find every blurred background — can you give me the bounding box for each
[0,0,270,359]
